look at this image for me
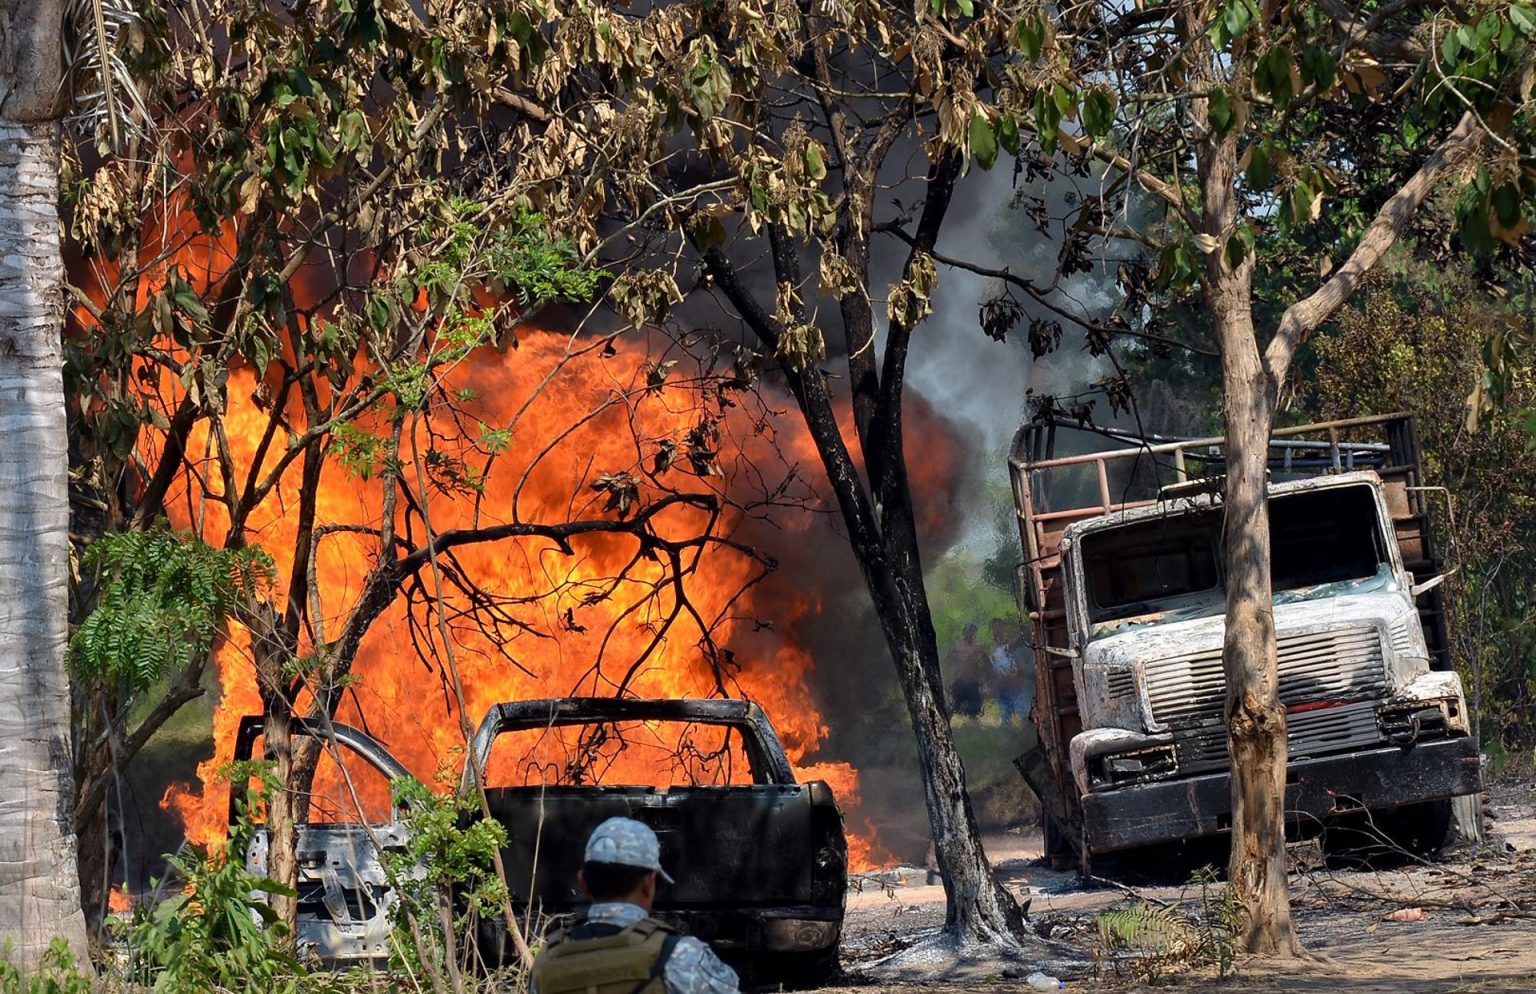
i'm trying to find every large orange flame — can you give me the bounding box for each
[153,328,891,870]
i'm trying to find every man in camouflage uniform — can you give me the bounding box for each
[530,817,739,994]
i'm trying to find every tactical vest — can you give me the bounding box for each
[532,917,680,994]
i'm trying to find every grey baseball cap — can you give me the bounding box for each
[584,816,675,884]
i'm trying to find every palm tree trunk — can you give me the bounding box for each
[0,117,93,968]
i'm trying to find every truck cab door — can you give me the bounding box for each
[230,716,418,965]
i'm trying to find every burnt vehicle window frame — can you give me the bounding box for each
[484,717,764,788]
[466,698,798,790]
[228,716,413,826]
[1080,482,1391,624]
[1082,519,1221,621]
[1267,483,1388,590]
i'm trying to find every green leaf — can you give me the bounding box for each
[970,111,998,170]
[368,294,393,332]
[1016,14,1048,61]
[1459,201,1495,254]
[1035,88,1064,152]
[1299,44,1337,90]
[249,334,271,375]
[804,144,827,182]
[1053,84,1074,115]
[1256,46,1293,101]
[1245,142,1273,189]
[1442,29,1463,63]
[1287,181,1316,225]
[1513,4,1536,34]
[1212,0,1256,46]
[1082,88,1117,139]
[173,291,209,323]
[338,109,368,151]
[1208,87,1235,134]
[997,114,1020,156]
[1492,184,1522,227]
[955,0,974,15]
[1224,225,1255,270]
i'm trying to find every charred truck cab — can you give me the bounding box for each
[1009,413,1481,870]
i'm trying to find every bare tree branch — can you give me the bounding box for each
[1266,111,1482,376]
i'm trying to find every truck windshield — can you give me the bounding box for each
[1082,483,1387,623]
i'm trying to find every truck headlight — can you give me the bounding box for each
[1380,697,1465,743]
[1089,744,1178,788]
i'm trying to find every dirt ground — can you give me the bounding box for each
[822,778,1536,993]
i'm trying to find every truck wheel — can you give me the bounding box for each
[1323,799,1453,868]
[1043,813,1076,869]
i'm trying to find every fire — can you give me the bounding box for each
[152,328,893,869]
[107,885,132,915]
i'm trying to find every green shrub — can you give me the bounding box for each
[127,770,299,993]
[0,939,92,994]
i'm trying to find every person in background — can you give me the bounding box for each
[990,618,1032,726]
[947,620,985,719]
[530,817,739,994]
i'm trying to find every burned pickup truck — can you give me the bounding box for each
[234,698,847,983]
[1009,413,1481,872]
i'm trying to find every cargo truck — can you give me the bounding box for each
[1008,413,1481,872]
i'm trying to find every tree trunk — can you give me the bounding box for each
[73,754,114,938]
[700,244,1022,947]
[793,370,1020,944]
[260,700,299,931]
[246,600,300,933]
[0,118,93,968]
[1211,285,1302,956]
[801,393,1021,942]
[257,690,300,933]
[881,546,1023,942]
[876,439,1022,941]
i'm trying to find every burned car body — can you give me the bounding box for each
[232,715,417,964]
[234,698,847,983]
[469,699,847,981]
[1009,413,1481,870]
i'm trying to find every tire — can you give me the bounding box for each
[1042,813,1076,868]
[1323,799,1453,868]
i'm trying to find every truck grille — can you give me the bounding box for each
[1144,625,1388,771]
[1145,625,1387,724]
[1176,700,1382,772]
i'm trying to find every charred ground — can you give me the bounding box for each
[822,775,1536,994]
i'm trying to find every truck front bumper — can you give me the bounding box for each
[1082,736,1481,853]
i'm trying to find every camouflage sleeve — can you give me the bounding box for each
[662,936,739,994]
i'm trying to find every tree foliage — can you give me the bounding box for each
[72,527,273,692]
[127,770,300,994]
[1311,270,1536,756]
